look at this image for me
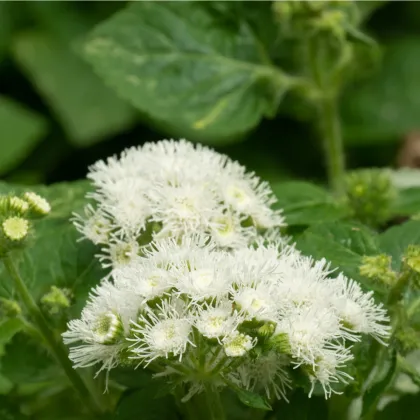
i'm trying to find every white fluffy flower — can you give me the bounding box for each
[65,234,389,400]
[74,139,285,258]
[62,281,138,373]
[195,302,241,340]
[130,299,194,365]
[329,274,391,343]
[223,331,256,357]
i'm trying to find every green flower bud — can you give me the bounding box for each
[359,254,397,286]
[267,332,292,355]
[24,192,51,216]
[41,286,72,315]
[0,297,22,317]
[2,217,29,241]
[93,312,125,344]
[404,245,420,273]
[344,169,397,228]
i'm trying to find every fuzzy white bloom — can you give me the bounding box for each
[62,281,139,373]
[74,139,285,258]
[195,302,241,340]
[223,331,256,357]
[130,299,194,365]
[329,274,391,343]
[65,234,389,400]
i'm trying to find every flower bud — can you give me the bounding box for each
[267,332,292,355]
[344,169,397,228]
[2,217,29,242]
[0,297,22,317]
[223,331,255,357]
[93,312,124,344]
[41,286,72,315]
[359,254,397,286]
[24,192,51,216]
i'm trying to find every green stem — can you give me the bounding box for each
[308,36,346,194]
[2,254,102,415]
[204,384,226,420]
[319,95,346,194]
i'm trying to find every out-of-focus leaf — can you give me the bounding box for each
[272,181,348,225]
[362,347,397,417]
[0,96,47,176]
[0,318,24,355]
[115,387,178,420]
[0,3,13,61]
[379,220,420,270]
[342,39,420,145]
[12,32,135,147]
[296,221,381,290]
[274,389,328,419]
[82,1,293,144]
[230,385,271,411]
[375,393,420,419]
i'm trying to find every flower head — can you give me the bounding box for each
[2,217,29,241]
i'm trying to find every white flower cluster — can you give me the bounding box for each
[63,236,389,400]
[73,139,284,255]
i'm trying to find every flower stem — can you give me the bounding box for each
[308,36,346,194]
[319,95,346,194]
[204,385,226,420]
[2,254,102,415]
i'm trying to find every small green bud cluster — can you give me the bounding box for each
[272,0,359,40]
[0,297,22,318]
[344,169,397,228]
[360,254,397,286]
[41,286,72,315]
[0,192,51,255]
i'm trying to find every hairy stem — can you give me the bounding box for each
[2,255,103,415]
[308,36,346,194]
[319,95,346,194]
[204,384,226,420]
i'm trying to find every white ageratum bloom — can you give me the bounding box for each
[329,274,391,343]
[223,331,256,357]
[64,235,389,400]
[194,302,241,340]
[62,281,139,373]
[130,299,194,365]
[74,139,285,256]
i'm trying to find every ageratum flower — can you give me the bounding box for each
[73,139,285,266]
[63,235,389,400]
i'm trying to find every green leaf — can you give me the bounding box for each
[273,389,328,419]
[375,393,420,420]
[0,96,47,176]
[379,220,420,270]
[272,181,348,225]
[392,188,420,217]
[0,3,12,61]
[0,373,13,395]
[362,347,397,417]
[12,32,135,146]
[296,221,379,283]
[82,1,293,143]
[0,318,24,355]
[115,388,178,420]
[230,384,272,411]
[342,38,420,145]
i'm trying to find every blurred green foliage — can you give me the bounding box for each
[0,0,418,187]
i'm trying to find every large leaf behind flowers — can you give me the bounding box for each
[81,1,293,143]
